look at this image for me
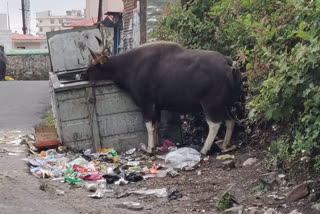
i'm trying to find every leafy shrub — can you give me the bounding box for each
[152,0,320,170]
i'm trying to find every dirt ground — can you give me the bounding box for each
[0,136,319,214]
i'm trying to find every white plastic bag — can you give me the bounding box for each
[165,147,201,170]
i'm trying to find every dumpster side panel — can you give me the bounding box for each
[54,86,93,151]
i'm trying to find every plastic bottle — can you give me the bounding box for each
[65,176,82,182]
[66,168,74,175]
[110,149,117,156]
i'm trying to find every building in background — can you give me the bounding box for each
[11,33,47,49]
[86,0,123,18]
[122,0,146,51]
[0,13,12,51]
[36,10,84,37]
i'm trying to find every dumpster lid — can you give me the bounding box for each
[47,26,101,73]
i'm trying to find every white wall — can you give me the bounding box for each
[12,40,47,49]
[0,14,8,30]
[0,30,12,51]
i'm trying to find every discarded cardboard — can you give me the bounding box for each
[35,125,59,148]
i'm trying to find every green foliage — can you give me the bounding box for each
[44,110,54,125]
[314,156,320,171]
[216,191,233,211]
[250,185,268,195]
[152,0,320,171]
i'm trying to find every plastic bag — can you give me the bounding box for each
[130,188,168,198]
[165,147,201,170]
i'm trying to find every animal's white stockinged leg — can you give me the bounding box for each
[146,121,155,153]
[215,120,236,152]
[154,122,159,148]
[222,120,235,149]
[200,121,221,154]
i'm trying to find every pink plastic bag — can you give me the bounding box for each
[162,140,174,151]
[82,172,101,181]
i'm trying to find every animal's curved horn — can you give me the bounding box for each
[95,36,103,48]
[88,48,98,61]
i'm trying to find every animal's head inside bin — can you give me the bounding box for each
[83,37,113,81]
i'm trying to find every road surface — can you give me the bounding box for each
[0,81,51,132]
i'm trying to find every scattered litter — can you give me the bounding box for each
[125,172,143,182]
[69,157,89,166]
[130,188,168,198]
[88,189,105,199]
[216,154,235,160]
[203,156,210,162]
[168,188,183,201]
[8,153,19,156]
[65,177,83,183]
[24,138,186,200]
[165,147,201,170]
[166,167,179,177]
[83,149,91,156]
[168,146,177,152]
[127,161,140,166]
[157,167,179,178]
[10,139,22,145]
[82,172,101,181]
[85,183,98,192]
[115,177,129,185]
[125,148,136,155]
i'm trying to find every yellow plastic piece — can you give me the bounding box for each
[5,76,14,81]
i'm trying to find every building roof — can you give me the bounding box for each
[11,33,45,40]
[64,15,111,27]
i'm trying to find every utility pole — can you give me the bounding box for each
[7,1,11,30]
[97,0,103,22]
[21,0,27,34]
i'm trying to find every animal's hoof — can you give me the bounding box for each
[215,140,224,147]
[139,143,149,153]
[220,145,237,153]
[146,147,154,154]
[140,144,154,154]
[214,140,237,153]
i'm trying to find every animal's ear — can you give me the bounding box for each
[100,56,108,64]
[103,47,112,56]
[88,48,99,65]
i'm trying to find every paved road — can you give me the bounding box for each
[0,144,79,214]
[0,81,51,131]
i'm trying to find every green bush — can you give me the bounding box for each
[152,0,320,171]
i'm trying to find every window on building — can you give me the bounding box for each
[17,47,26,49]
[51,19,54,24]
[39,27,43,32]
[39,20,42,23]
[51,27,55,31]
[59,19,63,24]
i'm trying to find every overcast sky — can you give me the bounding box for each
[0,0,85,34]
